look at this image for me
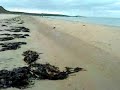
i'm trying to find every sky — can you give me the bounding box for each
[0,0,120,17]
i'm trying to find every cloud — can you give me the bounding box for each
[0,0,120,17]
[106,10,120,13]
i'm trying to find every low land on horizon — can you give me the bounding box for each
[0,6,84,17]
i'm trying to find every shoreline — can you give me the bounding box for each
[42,16,120,27]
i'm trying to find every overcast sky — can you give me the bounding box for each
[0,0,120,17]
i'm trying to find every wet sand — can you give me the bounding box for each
[0,14,120,90]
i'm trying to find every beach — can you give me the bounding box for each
[0,14,120,90]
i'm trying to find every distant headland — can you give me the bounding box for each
[0,6,84,17]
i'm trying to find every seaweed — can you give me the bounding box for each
[1,25,7,27]
[0,67,32,89]
[11,34,29,38]
[0,42,27,51]
[22,50,40,64]
[0,50,84,89]
[5,27,30,32]
[0,34,29,39]
[18,21,24,24]
[0,37,14,41]
[53,27,56,29]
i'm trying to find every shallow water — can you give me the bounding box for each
[45,16,120,27]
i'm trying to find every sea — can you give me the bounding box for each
[45,16,120,27]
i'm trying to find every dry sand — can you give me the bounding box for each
[0,14,120,90]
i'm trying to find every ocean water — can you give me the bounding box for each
[45,16,120,27]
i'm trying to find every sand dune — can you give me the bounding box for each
[0,15,120,90]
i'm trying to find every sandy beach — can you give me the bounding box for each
[0,14,120,90]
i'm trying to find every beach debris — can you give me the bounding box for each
[5,27,30,32]
[5,22,9,23]
[0,34,29,38]
[1,24,7,27]
[0,50,84,89]
[0,33,11,36]
[11,34,29,38]
[18,21,24,24]
[22,50,40,65]
[29,63,68,80]
[65,67,85,74]
[0,42,27,51]
[0,67,32,89]
[0,19,30,51]
[83,25,86,26]
[28,63,83,80]
[53,27,56,29]
[3,17,22,24]
[0,37,14,41]
[12,34,29,38]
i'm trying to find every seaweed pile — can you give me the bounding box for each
[0,42,27,51]
[5,27,30,32]
[0,17,30,51]
[0,50,84,89]
[0,34,29,41]
[1,24,7,27]
[0,37,14,41]
[0,67,31,89]
[3,17,24,25]
[23,50,40,64]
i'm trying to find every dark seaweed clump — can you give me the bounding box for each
[22,50,40,64]
[0,67,31,89]
[0,34,29,41]
[0,37,14,41]
[0,42,27,51]
[5,27,30,32]
[1,24,7,27]
[18,21,24,24]
[0,50,84,89]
